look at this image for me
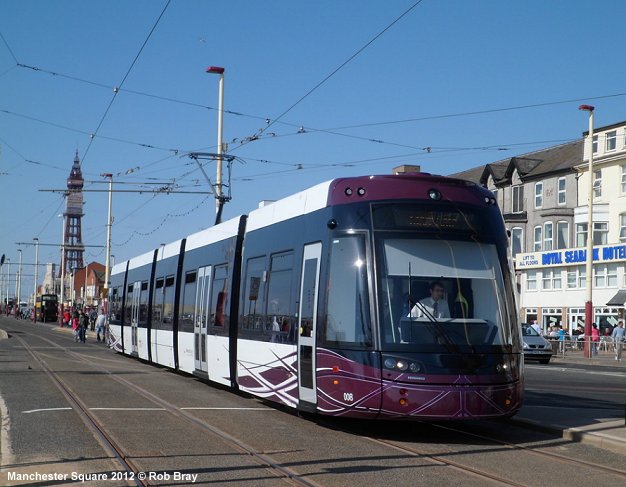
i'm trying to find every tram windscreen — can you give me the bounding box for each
[377,237,510,352]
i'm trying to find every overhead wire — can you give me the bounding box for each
[240,0,426,145]
[322,92,626,131]
[0,107,183,154]
[80,0,172,165]
[2,2,608,256]
[0,29,19,64]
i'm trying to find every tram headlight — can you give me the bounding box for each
[383,357,420,373]
[428,188,441,200]
[495,363,509,374]
[384,358,397,369]
[409,362,421,373]
[396,360,409,371]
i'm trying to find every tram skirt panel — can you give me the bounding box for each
[315,349,382,418]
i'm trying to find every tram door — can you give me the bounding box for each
[297,243,322,405]
[194,266,212,373]
[130,281,141,354]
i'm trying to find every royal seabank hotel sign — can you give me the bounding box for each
[516,244,626,269]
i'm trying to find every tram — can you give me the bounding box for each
[35,294,58,322]
[109,173,523,420]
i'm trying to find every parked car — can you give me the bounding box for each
[521,323,553,364]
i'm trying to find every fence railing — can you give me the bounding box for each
[545,336,624,359]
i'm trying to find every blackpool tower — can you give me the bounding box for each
[63,151,85,273]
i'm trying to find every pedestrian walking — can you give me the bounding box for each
[78,310,88,343]
[95,309,106,343]
[557,325,567,354]
[591,323,600,356]
[611,320,626,361]
[63,309,70,328]
[71,311,80,342]
[89,308,97,331]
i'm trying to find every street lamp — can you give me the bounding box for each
[17,249,22,306]
[206,65,225,220]
[102,173,113,314]
[579,104,595,359]
[33,237,39,322]
[5,258,10,314]
[59,212,66,325]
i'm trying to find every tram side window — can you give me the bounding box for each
[153,278,164,327]
[110,287,122,325]
[162,275,175,329]
[265,252,295,343]
[210,264,229,328]
[139,281,149,327]
[325,236,372,347]
[180,270,197,333]
[242,256,267,332]
[124,284,134,325]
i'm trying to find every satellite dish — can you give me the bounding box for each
[0,254,4,266]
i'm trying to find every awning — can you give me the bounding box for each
[606,290,626,306]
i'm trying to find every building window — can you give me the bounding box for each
[527,271,537,291]
[542,269,561,290]
[592,135,598,154]
[622,165,626,193]
[593,169,602,197]
[576,223,587,247]
[556,221,569,249]
[567,267,586,289]
[543,222,553,251]
[606,130,617,152]
[620,213,626,243]
[594,222,608,245]
[567,267,587,289]
[575,222,607,247]
[534,182,543,209]
[512,185,524,213]
[594,264,617,288]
[567,268,577,289]
[511,227,523,257]
[557,177,566,205]
[533,226,542,251]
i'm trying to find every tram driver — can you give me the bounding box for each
[408,280,451,319]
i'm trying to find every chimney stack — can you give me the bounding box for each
[392,165,421,175]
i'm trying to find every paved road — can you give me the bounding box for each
[2,317,626,487]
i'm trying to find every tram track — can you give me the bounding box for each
[12,328,320,487]
[365,435,526,486]
[430,422,626,479]
[313,409,626,486]
[9,323,626,486]
[13,334,147,487]
[350,418,626,486]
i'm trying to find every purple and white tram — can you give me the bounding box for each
[109,173,523,420]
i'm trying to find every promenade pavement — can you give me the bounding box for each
[516,346,626,455]
[1,318,625,455]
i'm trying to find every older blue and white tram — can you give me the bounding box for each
[109,173,523,420]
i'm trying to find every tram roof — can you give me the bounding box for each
[112,173,485,274]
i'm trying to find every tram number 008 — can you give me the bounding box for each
[343,392,354,402]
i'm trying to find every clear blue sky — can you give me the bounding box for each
[1,0,626,299]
